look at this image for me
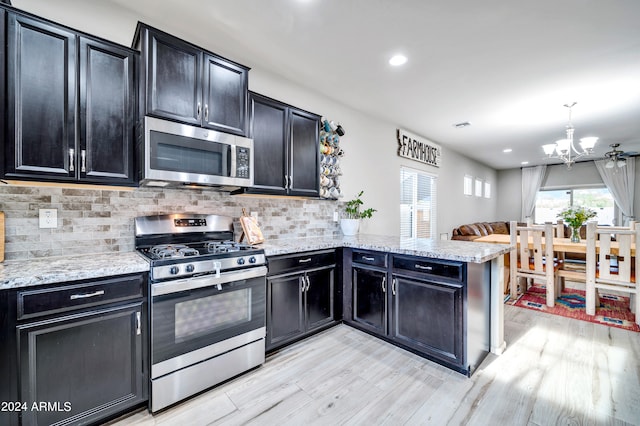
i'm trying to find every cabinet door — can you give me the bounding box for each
[203,54,248,135]
[248,93,288,194]
[305,267,335,332]
[17,302,146,426]
[5,13,76,180]
[266,274,304,350]
[390,275,464,367]
[147,29,202,125]
[352,266,387,336]
[79,38,135,184]
[288,108,320,197]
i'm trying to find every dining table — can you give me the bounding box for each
[473,233,636,296]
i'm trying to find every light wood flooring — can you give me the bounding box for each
[109,305,640,425]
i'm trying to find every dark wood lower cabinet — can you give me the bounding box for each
[266,250,338,352]
[390,275,464,367]
[346,250,490,376]
[17,303,146,426]
[352,265,387,335]
[266,274,304,349]
[1,273,147,426]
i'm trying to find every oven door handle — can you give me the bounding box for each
[152,266,267,297]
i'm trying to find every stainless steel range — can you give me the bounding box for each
[135,214,267,412]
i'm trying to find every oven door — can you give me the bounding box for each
[150,266,266,378]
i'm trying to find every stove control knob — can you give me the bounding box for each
[237,257,246,265]
[249,256,257,264]
[169,266,180,275]
[185,264,195,273]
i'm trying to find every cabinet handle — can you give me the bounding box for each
[284,175,289,189]
[289,175,293,189]
[204,104,209,121]
[300,277,306,293]
[392,278,397,296]
[381,276,386,293]
[69,290,105,300]
[197,102,201,120]
[136,311,141,336]
[305,276,311,292]
[362,256,375,262]
[69,148,75,172]
[298,258,312,263]
[80,149,86,173]
[415,264,433,271]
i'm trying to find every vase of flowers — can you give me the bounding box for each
[557,206,597,243]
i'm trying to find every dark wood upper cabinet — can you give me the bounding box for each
[135,23,249,136]
[242,92,320,197]
[79,38,135,182]
[203,54,248,135]
[247,93,289,193]
[5,13,76,180]
[2,8,137,186]
[144,29,202,125]
[289,108,320,197]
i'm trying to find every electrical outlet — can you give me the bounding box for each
[333,211,339,222]
[39,209,57,229]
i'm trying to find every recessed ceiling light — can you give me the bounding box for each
[521,161,529,165]
[389,54,407,66]
[503,148,512,153]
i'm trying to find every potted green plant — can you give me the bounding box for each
[557,206,597,243]
[341,191,376,236]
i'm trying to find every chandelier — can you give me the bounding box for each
[542,102,598,169]
[604,143,627,169]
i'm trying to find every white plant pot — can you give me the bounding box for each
[340,218,360,236]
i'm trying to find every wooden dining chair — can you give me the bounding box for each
[509,221,559,307]
[585,221,640,324]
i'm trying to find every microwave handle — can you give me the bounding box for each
[229,145,236,178]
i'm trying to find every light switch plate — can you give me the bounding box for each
[39,209,57,229]
[333,211,339,222]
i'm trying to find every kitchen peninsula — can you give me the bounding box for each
[261,234,510,359]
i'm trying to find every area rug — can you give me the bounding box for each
[508,284,640,332]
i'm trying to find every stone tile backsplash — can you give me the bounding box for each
[0,184,342,261]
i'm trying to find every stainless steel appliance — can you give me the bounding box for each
[135,213,266,412]
[137,116,254,189]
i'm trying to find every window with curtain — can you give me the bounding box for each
[534,187,615,225]
[400,167,437,239]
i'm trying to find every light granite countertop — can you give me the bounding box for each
[260,234,511,263]
[0,235,510,291]
[0,252,151,291]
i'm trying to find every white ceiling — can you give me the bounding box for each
[19,0,640,170]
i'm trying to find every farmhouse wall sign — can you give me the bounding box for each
[397,128,441,167]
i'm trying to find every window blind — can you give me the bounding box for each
[400,167,437,239]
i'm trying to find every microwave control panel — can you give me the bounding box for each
[236,147,250,179]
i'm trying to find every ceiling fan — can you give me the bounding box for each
[603,143,636,169]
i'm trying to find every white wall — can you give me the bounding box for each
[11,0,498,238]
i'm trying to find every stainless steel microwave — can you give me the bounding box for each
[138,116,254,189]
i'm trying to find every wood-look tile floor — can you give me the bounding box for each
[108,305,640,425]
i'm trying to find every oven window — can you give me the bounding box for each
[174,288,251,343]
[150,131,229,176]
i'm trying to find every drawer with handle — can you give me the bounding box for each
[267,250,336,276]
[392,256,464,282]
[351,249,387,268]
[17,274,144,320]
